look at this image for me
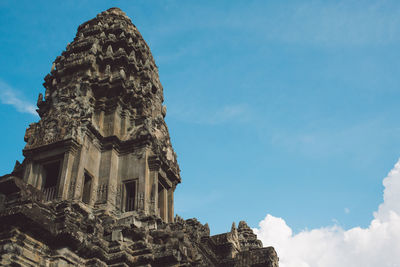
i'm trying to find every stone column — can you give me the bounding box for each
[34,164,43,189]
[147,155,161,216]
[98,150,111,207]
[168,187,174,223]
[23,161,34,184]
[106,148,119,211]
[119,110,127,138]
[158,185,168,222]
[148,171,158,215]
[73,142,89,202]
[137,149,151,214]
[24,162,41,189]
[95,109,105,134]
[57,151,75,200]
[112,108,121,137]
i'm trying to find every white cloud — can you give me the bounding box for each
[0,80,37,115]
[254,159,400,267]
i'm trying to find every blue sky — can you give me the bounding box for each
[1,0,400,241]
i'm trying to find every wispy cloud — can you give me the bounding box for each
[261,1,400,46]
[0,80,37,116]
[150,1,400,49]
[169,103,252,125]
[254,159,400,267]
[268,117,397,162]
[207,104,250,125]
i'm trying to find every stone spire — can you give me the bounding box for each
[26,7,177,172]
[21,7,179,219]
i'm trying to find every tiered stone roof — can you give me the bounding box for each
[26,7,179,179]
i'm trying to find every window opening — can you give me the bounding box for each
[82,172,92,204]
[124,181,136,212]
[43,161,60,201]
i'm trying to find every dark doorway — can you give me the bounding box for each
[124,181,136,212]
[82,172,92,204]
[43,161,60,201]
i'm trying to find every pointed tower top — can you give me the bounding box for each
[27,7,176,168]
[21,8,180,219]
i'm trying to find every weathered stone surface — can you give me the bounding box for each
[0,7,279,267]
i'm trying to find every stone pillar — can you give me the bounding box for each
[103,109,120,137]
[98,150,111,206]
[147,170,159,215]
[147,156,161,216]
[23,161,34,184]
[158,185,168,222]
[34,164,43,189]
[120,110,127,138]
[168,187,174,223]
[73,142,88,202]
[106,148,119,210]
[95,109,105,134]
[138,149,150,214]
[57,151,75,200]
[112,108,121,137]
[24,162,41,189]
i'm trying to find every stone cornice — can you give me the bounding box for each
[23,138,81,159]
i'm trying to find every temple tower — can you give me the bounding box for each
[0,8,279,266]
[21,8,180,222]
